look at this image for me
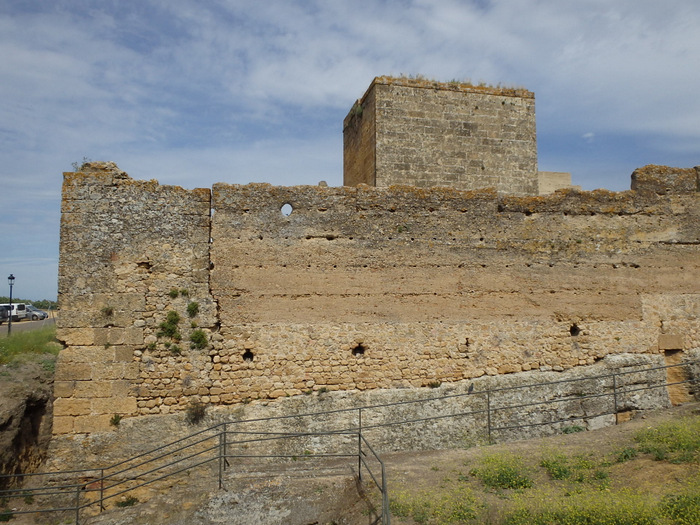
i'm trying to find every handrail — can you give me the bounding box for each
[0,358,696,524]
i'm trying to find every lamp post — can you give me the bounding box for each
[7,274,14,335]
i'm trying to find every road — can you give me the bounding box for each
[0,317,56,337]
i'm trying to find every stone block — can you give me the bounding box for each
[92,397,137,415]
[52,416,75,435]
[112,380,133,397]
[73,380,116,398]
[658,334,684,350]
[53,381,76,398]
[74,414,113,433]
[54,363,92,382]
[54,398,91,416]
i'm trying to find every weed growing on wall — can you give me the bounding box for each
[185,401,207,425]
[186,301,199,318]
[157,311,181,341]
[189,329,207,350]
[115,495,138,508]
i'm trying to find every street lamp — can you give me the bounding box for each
[7,274,14,335]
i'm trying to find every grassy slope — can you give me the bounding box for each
[386,403,700,524]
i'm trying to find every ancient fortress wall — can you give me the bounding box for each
[54,162,700,435]
[344,77,538,195]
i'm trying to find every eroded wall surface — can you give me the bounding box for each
[55,163,700,434]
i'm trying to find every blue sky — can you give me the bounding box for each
[1,0,698,301]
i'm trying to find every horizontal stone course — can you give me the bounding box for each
[54,162,700,434]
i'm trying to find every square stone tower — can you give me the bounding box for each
[343,76,538,196]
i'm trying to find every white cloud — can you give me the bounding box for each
[1,0,699,299]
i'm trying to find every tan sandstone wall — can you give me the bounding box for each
[343,76,538,195]
[55,163,215,434]
[54,163,700,434]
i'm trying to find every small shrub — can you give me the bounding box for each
[186,301,200,318]
[616,446,638,463]
[41,358,56,372]
[540,454,571,480]
[147,342,157,351]
[115,495,139,508]
[101,306,114,317]
[470,453,533,490]
[168,289,179,299]
[428,380,442,388]
[189,329,208,350]
[157,311,181,340]
[179,289,189,297]
[110,414,122,427]
[169,344,182,355]
[185,401,207,425]
[0,510,14,522]
[71,156,92,171]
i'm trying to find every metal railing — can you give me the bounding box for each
[0,358,696,524]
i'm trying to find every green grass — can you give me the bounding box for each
[390,414,700,525]
[503,489,660,525]
[0,325,61,366]
[634,417,700,463]
[504,480,700,525]
[469,452,534,490]
[390,485,480,524]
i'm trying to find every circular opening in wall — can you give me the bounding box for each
[242,349,255,362]
[281,203,293,216]
[570,324,581,337]
[352,343,366,357]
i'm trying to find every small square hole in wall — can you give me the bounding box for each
[570,324,581,336]
[242,350,254,362]
[352,344,366,357]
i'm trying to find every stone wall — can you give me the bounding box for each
[54,163,700,435]
[343,76,538,195]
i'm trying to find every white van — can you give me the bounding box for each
[0,303,27,322]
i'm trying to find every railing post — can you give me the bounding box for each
[486,390,492,444]
[99,468,105,512]
[218,426,225,490]
[223,423,228,470]
[358,408,363,482]
[613,372,619,423]
[382,460,390,525]
[74,484,81,525]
